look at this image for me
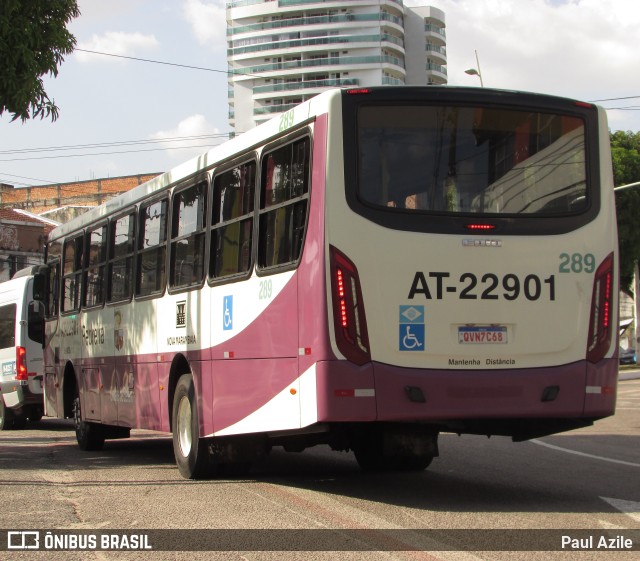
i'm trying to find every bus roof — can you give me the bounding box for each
[47,88,344,243]
[47,86,598,243]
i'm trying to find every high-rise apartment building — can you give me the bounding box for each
[226,1,446,131]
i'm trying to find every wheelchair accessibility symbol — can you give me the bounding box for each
[399,304,425,351]
[223,295,233,331]
[399,324,425,351]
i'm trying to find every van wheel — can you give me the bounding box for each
[73,393,105,451]
[11,414,27,430]
[0,401,14,430]
[172,374,210,479]
[29,408,43,422]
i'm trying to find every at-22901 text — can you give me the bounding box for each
[408,272,556,301]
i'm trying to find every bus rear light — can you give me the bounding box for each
[465,223,496,231]
[16,346,28,381]
[330,246,371,365]
[586,253,615,363]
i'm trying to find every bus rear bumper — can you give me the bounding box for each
[315,359,617,439]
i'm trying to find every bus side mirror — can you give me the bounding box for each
[32,272,46,302]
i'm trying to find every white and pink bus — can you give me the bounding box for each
[43,87,619,478]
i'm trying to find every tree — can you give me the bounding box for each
[612,131,640,293]
[0,0,80,122]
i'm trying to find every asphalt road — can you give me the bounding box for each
[1,377,639,561]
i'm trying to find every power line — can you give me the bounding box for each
[0,171,58,184]
[0,133,231,156]
[603,106,640,111]
[75,49,266,79]
[590,95,640,102]
[0,142,225,162]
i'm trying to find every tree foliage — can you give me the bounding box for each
[612,131,640,293]
[0,0,80,122]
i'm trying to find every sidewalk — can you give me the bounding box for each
[619,364,640,381]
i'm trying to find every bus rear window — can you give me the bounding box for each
[357,105,587,215]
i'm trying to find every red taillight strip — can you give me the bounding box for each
[586,253,615,363]
[330,246,371,365]
[16,346,28,381]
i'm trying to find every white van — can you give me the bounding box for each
[0,266,45,429]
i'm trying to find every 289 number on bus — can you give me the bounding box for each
[408,272,556,301]
[558,252,595,274]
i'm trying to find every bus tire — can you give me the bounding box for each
[172,374,210,479]
[73,393,105,451]
[354,447,433,471]
[353,429,434,472]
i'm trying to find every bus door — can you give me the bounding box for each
[43,260,61,417]
[112,306,136,427]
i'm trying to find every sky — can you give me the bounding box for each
[1,0,639,189]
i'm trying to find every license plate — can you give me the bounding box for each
[458,326,507,344]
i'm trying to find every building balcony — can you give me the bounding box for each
[253,102,300,115]
[227,11,404,36]
[235,54,406,79]
[426,62,447,84]
[227,0,404,11]
[253,77,359,96]
[228,33,405,59]
[276,0,403,8]
[424,23,446,39]
[425,43,446,64]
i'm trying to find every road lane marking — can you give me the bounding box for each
[530,439,640,467]
[600,497,640,523]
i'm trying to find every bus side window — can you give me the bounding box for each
[170,181,207,289]
[62,236,83,313]
[136,198,168,298]
[108,212,135,303]
[258,137,310,270]
[84,224,107,308]
[210,161,255,280]
[46,261,60,318]
[0,304,16,348]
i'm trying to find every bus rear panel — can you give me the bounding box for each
[320,88,618,442]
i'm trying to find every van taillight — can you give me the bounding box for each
[330,246,370,365]
[16,346,28,380]
[587,253,615,363]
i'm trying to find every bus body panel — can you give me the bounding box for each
[40,88,618,476]
[321,90,618,426]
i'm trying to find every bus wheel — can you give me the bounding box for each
[73,393,105,451]
[353,429,435,472]
[0,401,14,430]
[354,446,433,471]
[172,374,210,479]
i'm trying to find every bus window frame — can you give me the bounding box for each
[208,154,257,287]
[341,88,602,236]
[61,234,84,316]
[44,240,62,320]
[255,129,312,277]
[83,221,108,310]
[106,209,137,306]
[168,177,209,294]
[135,195,169,301]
